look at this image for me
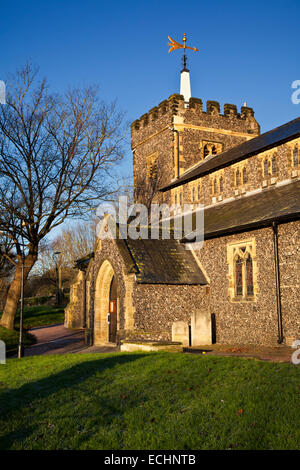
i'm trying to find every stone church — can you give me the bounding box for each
[65,64,300,349]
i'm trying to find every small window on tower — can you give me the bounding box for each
[201,141,223,159]
[147,152,158,180]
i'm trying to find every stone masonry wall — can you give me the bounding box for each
[193,222,300,346]
[132,283,210,342]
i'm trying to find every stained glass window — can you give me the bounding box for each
[235,255,243,297]
[246,254,254,296]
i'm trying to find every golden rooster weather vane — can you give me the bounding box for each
[168,34,199,71]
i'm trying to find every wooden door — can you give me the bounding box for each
[109,276,117,343]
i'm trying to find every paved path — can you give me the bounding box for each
[25,324,85,356]
[25,324,119,356]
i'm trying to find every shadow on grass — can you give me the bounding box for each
[0,354,148,420]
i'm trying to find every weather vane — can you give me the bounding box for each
[168,33,199,70]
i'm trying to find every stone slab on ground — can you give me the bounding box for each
[121,341,182,352]
[183,343,294,363]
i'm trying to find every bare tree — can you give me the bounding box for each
[0,64,125,329]
[134,163,164,213]
[35,219,97,275]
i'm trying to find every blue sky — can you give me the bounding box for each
[1,0,299,176]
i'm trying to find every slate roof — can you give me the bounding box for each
[181,180,300,241]
[74,223,208,285]
[122,237,207,284]
[161,117,300,191]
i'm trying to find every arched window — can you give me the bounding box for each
[246,254,254,296]
[235,255,243,297]
[242,167,247,184]
[211,145,217,155]
[214,178,217,195]
[219,175,224,193]
[197,184,201,200]
[263,158,269,178]
[236,169,240,187]
[271,155,277,175]
[293,146,299,167]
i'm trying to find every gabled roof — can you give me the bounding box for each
[75,217,208,285]
[161,116,300,191]
[181,180,300,241]
[121,237,207,284]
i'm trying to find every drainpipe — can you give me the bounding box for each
[272,222,283,344]
[169,127,180,179]
[82,268,87,329]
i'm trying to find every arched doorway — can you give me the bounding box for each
[109,276,117,343]
[94,260,118,345]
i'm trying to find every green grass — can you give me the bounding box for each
[0,305,65,331]
[0,352,299,450]
[0,326,36,355]
[0,305,65,355]
[14,305,65,329]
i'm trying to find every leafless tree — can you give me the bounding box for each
[134,163,164,213]
[0,64,125,329]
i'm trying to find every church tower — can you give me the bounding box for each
[131,36,260,205]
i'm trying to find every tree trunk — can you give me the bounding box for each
[0,253,37,330]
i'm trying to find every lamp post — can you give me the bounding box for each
[53,251,62,306]
[18,220,26,359]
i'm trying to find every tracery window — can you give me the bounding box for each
[227,240,257,301]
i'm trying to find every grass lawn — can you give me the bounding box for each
[0,305,65,355]
[14,305,65,329]
[0,326,36,355]
[0,352,299,450]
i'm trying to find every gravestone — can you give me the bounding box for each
[191,310,212,346]
[172,321,189,346]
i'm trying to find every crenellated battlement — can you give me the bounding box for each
[131,94,257,134]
